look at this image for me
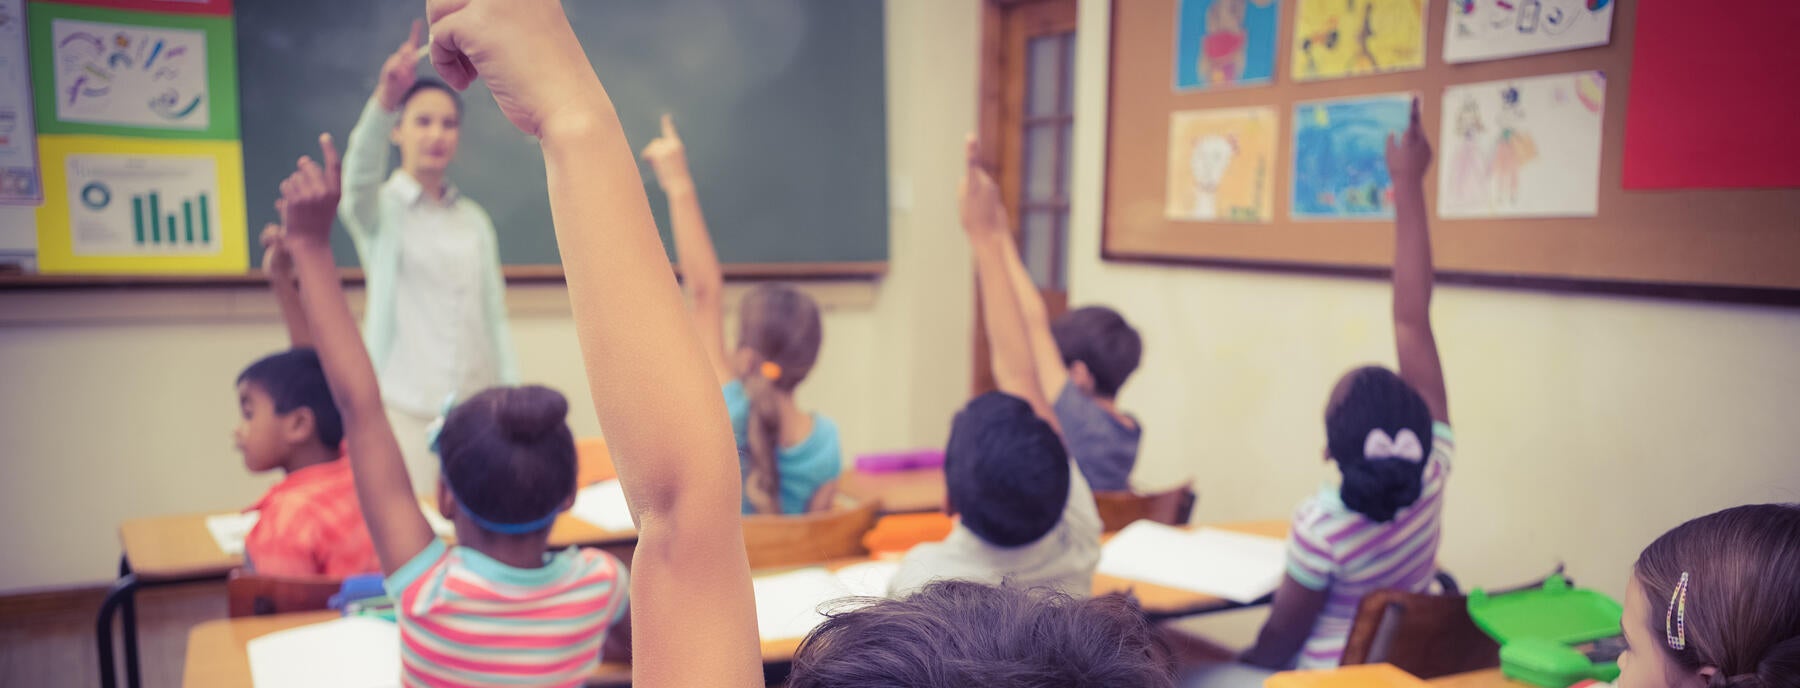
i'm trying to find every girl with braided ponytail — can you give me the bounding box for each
[1622,503,1800,688]
[642,115,841,515]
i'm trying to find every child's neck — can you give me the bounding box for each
[1090,394,1137,430]
[459,528,552,570]
[281,442,339,476]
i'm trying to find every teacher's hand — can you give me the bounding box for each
[375,19,424,113]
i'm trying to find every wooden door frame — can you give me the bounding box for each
[971,0,1078,395]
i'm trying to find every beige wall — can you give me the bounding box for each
[0,0,979,594]
[1069,0,1800,610]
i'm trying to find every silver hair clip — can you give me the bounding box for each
[1665,571,1689,650]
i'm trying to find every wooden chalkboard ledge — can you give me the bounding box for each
[0,261,887,291]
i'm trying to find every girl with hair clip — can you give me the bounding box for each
[1621,503,1800,688]
[640,115,841,515]
[1192,99,1455,686]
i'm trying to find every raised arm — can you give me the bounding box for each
[426,2,760,685]
[279,135,434,575]
[338,20,422,254]
[641,115,731,385]
[1386,99,1449,425]
[961,137,1059,429]
[997,233,1069,405]
[261,223,311,348]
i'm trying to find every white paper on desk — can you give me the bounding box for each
[1098,522,1287,604]
[570,479,636,532]
[753,567,855,642]
[247,617,400,688]
[206,511,260,556]
[416,499,455,538]
[834,560,900,598]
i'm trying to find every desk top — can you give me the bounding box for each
[1096,519,1288,616]
[122,508,638,582]
[1429,669,1525,688]
[838,467,945,514]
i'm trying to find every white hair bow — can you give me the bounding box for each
[1363,428,1424,463]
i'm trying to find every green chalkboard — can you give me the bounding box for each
[237,0,888,270]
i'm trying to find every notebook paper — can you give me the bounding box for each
[569,479,636,532]
[206,511,260,556]
[1098,522,1286,603]
[247,617,400,688]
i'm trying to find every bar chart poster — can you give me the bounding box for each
[35,134,245,273]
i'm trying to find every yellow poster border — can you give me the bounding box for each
[35,135,248,275]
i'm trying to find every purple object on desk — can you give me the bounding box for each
[855,449,945,473]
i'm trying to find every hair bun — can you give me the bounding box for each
[1739,635,1800,688]
[496,385,569,444]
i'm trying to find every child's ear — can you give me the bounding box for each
[283,407,317,444]
[557,490,576,514]
[436,478,456,519]
[1069,361,1096,394]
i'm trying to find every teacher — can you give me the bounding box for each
[338,20,518,493]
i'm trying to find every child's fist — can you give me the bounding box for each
[261,223,294,277]
[959,135,1009,240]
[1385,97,1433,184]
[640,114,694,194]
[426,0,601,137]
[277,133,342,252]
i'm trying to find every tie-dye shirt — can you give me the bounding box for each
[1285,422,1453,669]
[385,539,629,687]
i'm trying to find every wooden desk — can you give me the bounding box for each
[182,612,634,687]
[1096,519,1288,619]
[839,467,945,514]
[1429,669,1526,688]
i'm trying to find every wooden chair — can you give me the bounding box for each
[1339,582,1500,679]
[576,437,616,486]
[226,570,342,618]
[742,497,880,569]
[1093,482,1196,533]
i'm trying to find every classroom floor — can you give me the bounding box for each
[0,582,225,688]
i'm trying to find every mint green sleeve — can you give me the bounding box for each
[338,98,398,265]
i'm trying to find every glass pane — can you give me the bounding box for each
[1026,35,1060,117]
[1056,123,1072,199]
[1021,210,1056,290]
[1050,211,1069,290]
[1023,124,1058,202]
[1060,33,1077,116]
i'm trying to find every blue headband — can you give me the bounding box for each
[428,394,561,535]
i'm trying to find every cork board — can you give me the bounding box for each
[1102,0,1800,296]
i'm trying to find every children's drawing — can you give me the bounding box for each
[1174,0,1278,91]
[1291,0,1425,82]
[1291,94,1411,220]
[50,18,209,130]
[1444,0,1614,64]
[1437,71,1604,219]
[1165,107,1276,222]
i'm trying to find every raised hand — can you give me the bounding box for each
[640,114,694,195]
[260,223,293,277]
[1385,97,1432,184]
[425,0,603,137]
[959,135,1009,239]
[277,134,343,253]
[374,20,424,112]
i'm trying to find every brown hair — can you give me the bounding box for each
[436,386,577,532]
[736,284,822,514]
[1633,503,1800,688]
[788,580,1175,687]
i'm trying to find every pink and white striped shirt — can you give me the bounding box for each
[1285,422,1453,669]
[385,539,629,687]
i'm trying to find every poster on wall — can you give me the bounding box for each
[1438,71,1605,219]
[1291,0,1425,82]
[0,0,42,204]
[28,1,238,139]
[1173,0,1278,91]
[35,134,246,273]
[33,0,233,16]
[1444,0,1615,64]
[1165,107,1277,222]
[1291,93,1412,220]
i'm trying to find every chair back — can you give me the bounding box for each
[226,570,342,618]
[743,497,880,569]
[1340,586,1501,679]
[1093,482,1196,533]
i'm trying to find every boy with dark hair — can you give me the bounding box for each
[888,137,1104,597]
[232,228,377,578]
[1049,305,1143,491]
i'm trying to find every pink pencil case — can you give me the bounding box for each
[854,449,945,473]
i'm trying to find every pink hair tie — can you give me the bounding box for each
[1363,429,1425,463]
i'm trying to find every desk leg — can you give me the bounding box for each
[95,558,140,688]
[120,558,142,688]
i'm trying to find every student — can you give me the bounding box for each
[276,141,630,682]
[1226,99,1454,678]
[309,0,762,683]
[641,115,841,515]
[789,580,1176,687]
[1620,503,1800,688]
[231,227,378,579]
[339,19,518,495]
[887,138,1103,598]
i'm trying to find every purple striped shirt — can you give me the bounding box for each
[1284,422,1454,669]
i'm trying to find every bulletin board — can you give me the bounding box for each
[1102,0,1800,298]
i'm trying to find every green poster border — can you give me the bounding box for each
[29,1,239,140]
